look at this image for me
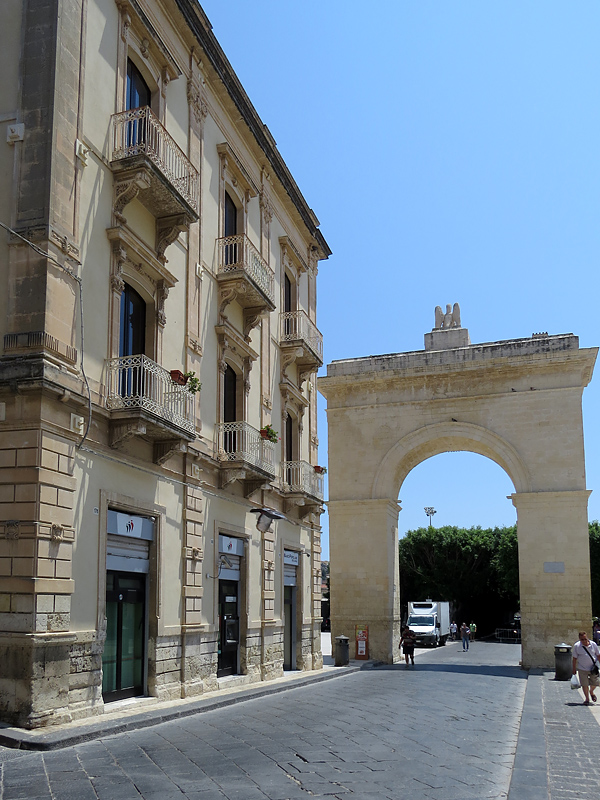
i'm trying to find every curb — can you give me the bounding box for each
[507,669,549,800]
[0,663,362,752]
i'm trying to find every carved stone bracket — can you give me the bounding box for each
[221,468,247,488]
[5,520,20,540]
[156,279,169,328]
[154,440,187,466]
[156,214,190,263]
[244,479,271,499]
[50,524,65,542]
[110,419,147,448]
[281,346,303,377]
[243,308,266,342]
[113,172,151,222]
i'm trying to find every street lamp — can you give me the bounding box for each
[250,507,285,533]
[424,507,437,527]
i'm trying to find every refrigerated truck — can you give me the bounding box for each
[407,600,451,646]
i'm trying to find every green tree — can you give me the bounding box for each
[399,525,519,633]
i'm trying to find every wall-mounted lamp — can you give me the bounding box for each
[250,507,285,533]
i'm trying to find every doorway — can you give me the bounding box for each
[284,586,296,670]
[102,571,146,701]
[218,579,239,677]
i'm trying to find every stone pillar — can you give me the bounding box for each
[512,490,592,668]
[329,498,401,663]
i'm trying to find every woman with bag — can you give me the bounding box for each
[572,631,600,705]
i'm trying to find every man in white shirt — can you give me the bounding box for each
[572,630,600,705]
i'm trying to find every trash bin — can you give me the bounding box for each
[335,635,350,666]
[554,643,572,681]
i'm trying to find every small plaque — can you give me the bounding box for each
[543,561,565,574]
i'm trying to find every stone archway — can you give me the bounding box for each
[318,319,597,668]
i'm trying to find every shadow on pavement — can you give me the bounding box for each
[371,662,527,679]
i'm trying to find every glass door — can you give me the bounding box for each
[284,585,295,670]
[102,571,146,701]
[218,579,239,677]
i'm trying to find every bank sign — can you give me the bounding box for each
[107,509,154,541]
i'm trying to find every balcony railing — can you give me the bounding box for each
[217,235,275,304]
[280,311,323,362]
[281,461,324,500]
[106,355,195,436]
[111,106,199,214]
[216,422,275,476]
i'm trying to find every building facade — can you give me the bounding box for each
[0,0,329,728]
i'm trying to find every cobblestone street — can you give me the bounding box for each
[1,642,529,800]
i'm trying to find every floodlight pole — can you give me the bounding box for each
[424,507,437,528]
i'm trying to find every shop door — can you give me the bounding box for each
[102,571,146,701]
[218,579,239,677]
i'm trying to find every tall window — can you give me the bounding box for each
[285,414,294,462]
[126,60,151,150]
[223,365,237,453]
[120,284,146,357]
[126,60,151,111]
[119,284,146,398]
[223,192,238,266]
[224,365,237,423]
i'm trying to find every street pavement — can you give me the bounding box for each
[0,639,599,800]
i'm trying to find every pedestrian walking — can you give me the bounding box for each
[450,621,458,641]
[469,621,477,641]
[400,625,416,667]
[572,630,600,705]
[460,622,470,651]
[593,619,600,646]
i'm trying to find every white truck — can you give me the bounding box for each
[407,600,451,647]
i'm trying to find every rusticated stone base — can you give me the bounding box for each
[0,634,74,728]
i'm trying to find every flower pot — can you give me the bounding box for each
[260,430,269,440]
[170,370,187,385]
[314,466,326,474]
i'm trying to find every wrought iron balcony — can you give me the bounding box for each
[111,106,199,220]
[217,235,276,316]
[105,355,196,462]
[216,422,276,478]
[280,311,323,369]
[281,461,324,501]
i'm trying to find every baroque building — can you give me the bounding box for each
[0,0,329,727]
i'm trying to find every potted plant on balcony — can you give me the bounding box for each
[314,465,327,474]
[260,424,279,443]
[184,371,201,394]
[170,369,187,385]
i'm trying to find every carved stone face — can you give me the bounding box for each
[446,304,452,313]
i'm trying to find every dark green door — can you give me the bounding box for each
[218,579,239,677]
[102,571,146,701]
[284,585,295,670]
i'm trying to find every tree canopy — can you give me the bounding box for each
[398,525,519,633]
[399,522,600,632]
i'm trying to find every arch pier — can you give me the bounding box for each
[318,321,597,668]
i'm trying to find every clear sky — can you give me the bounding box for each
[200,1,600,557]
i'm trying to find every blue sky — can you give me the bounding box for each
[200,2,600,557]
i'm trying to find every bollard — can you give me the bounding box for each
[554,643,572,681]
[335,635,350,666]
